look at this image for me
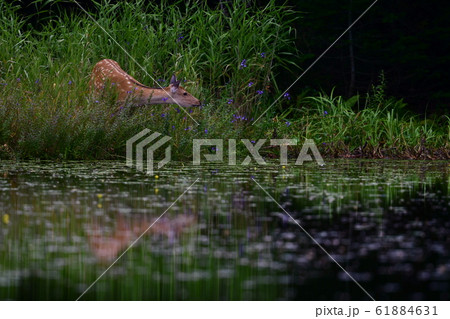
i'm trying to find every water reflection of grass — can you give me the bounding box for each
[0,1,448,161]
[0,160,448,300]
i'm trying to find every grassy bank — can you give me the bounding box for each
[0,0,448,161]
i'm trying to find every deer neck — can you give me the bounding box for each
[130,86,171,106]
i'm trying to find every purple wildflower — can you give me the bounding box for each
[286,121,291,126]
[161,113,166,117]
[204,129,208,133]
[68,80,72,85]
[162,97,169,102]
[35,79,39,84]
[256,90,264,95]
[176,34,184,42]
[283,92,291,100]
[227,99,233,104]
[260,52,266,58]
[324,111,328,115]
[16,78,20,82]
[248,82,254,87]
[240,59,247,69]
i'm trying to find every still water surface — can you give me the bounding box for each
[0,160,448,300]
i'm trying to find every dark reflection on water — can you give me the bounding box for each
[0,160,448,300]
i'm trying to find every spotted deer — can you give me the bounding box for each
[89,59,201,108]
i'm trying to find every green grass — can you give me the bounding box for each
[0,0,448,160]
[287,85,450,159]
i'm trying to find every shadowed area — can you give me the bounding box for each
[0,160,448,300]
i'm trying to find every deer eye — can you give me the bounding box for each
[183,92,188,96]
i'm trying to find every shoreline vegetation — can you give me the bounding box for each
[0,1,448,161]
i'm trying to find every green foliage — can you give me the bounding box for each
[0,0,299,159]
[0,0,298,111]
[286,88,449,159]
[0,0,448,160]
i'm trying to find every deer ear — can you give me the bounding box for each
[170,74,180,93]
[170,85,178,93]
[170,74,179,87]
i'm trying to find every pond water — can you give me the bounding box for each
[0,160,448,300]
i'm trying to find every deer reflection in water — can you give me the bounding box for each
[87,214,197,263]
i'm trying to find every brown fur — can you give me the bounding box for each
[89,59,201,107]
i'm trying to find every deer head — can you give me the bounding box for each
[166,74,201,107]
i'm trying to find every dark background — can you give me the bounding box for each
[291,0,450,115]
[7,0,450,115]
